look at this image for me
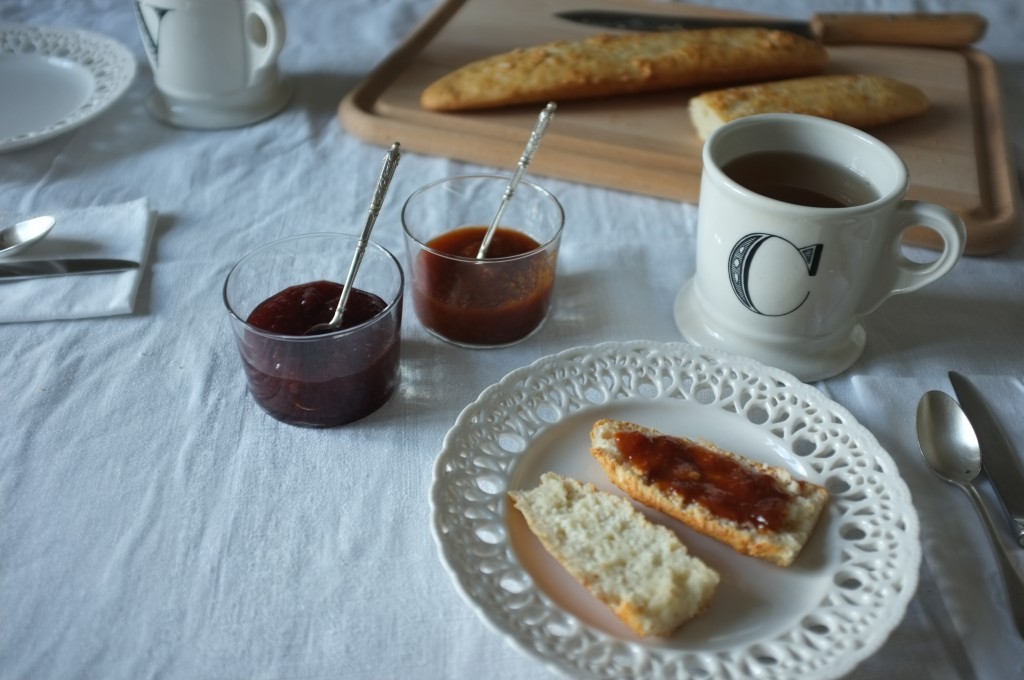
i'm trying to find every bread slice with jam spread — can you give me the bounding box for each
[590,419,829,567]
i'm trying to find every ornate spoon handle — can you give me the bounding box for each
[312,142,401,334]
[476,102,556,260]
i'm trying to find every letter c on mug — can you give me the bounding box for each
[728,233,824,317]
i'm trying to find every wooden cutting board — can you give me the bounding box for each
[339,0,1020,255]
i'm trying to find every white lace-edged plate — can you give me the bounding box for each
[0,25,136,151]
[431,341,920,680]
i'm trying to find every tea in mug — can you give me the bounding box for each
[723,151,880,208]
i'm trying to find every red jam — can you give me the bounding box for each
[412,226,555,345]
[247,280,386,336]
[615,431,791,531]
[242,280,400,427]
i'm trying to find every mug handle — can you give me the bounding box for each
[242,0,286,84]
[861,200,967,314]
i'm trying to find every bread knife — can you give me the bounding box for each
[0,258,139,281]
[556,10,987,48]
[950,371,1024,547]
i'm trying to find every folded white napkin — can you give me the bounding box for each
[0,198,155,323]
[826,375,1024,680]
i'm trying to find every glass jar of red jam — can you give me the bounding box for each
[223,233,404,427]
[402,175,564,348]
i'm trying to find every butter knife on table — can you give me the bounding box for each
[556,10,987,48]
[0,258,139,282]
[950,371,1024,547]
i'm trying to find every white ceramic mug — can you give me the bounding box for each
[134,0,290,128]
[674,114,967,382]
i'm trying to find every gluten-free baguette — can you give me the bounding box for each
[689,73,930,139]
[508,472,719,637]
[421,28,828,111]
[590,419,829,567]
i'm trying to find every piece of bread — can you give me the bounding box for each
[421,28,828,111]
[590,419,828,567]
[508,472,719,637]
[689,73,930,139]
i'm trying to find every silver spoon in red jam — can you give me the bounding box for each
[305,142,401,335]
[246,279,388,335]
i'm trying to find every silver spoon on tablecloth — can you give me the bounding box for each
[917,390,1024,639]
[0,215,56,258]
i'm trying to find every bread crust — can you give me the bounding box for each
[689,73,930,139]
[590,419,829,567]
[421,28,828,111]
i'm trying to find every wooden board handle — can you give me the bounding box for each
[812,12,987,47]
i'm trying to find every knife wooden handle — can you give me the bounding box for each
[811,12,987,47]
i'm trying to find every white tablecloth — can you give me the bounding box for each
[1,0,1022,678]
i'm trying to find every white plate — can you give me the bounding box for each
[431,341,920,680]
[0,24,136,152]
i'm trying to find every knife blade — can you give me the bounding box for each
[950,371,1024,547]
[556,10,987,48]
[0,258,139,281]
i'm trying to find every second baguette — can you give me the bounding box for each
[421,28,828,111]
[689,73,930,139]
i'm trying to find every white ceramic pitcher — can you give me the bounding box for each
[134,0,291,128]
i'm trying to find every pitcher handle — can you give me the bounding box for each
[243,0,286,83]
